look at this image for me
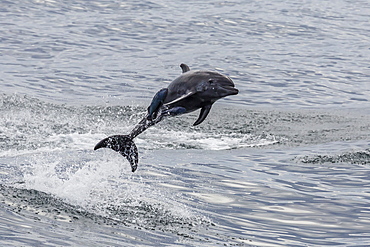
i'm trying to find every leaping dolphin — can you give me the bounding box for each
[94,64,239,172]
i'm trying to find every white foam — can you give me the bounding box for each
[45,132,105,150]
[138,128,279,150]
[22,150,125,205]
[0,132,106,158]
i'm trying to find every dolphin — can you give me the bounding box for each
[94,64,238,172]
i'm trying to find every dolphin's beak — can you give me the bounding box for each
[221,86,239,96]
[229,87,239,95]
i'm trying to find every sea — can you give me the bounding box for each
[1,0,370,246]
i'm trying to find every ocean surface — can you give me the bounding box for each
[1,0,370,246]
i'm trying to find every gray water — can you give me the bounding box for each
[1,0,370,246]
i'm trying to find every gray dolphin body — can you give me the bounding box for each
[94,64,238,172]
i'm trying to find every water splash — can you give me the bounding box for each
[16,149,210,232]
[1,94,275,156]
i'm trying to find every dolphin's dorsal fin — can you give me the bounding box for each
[180,63,190,73]
[193,104,212,126]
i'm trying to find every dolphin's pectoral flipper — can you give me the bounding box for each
[147,88,168,120]
[193,104,212,126]
[163,106,187,116]
[180,63,190,73]
[94,135,138,172]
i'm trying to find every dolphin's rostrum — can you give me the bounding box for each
[94,64,239,172]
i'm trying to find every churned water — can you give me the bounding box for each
[1,0,370,246]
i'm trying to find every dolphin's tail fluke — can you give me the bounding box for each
[94,135,138,172]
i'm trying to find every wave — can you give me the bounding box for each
[298,149,370,165]
[1,183,211,234]
[1,147,212,236]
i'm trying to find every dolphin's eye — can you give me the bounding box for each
[208,79,214,84]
